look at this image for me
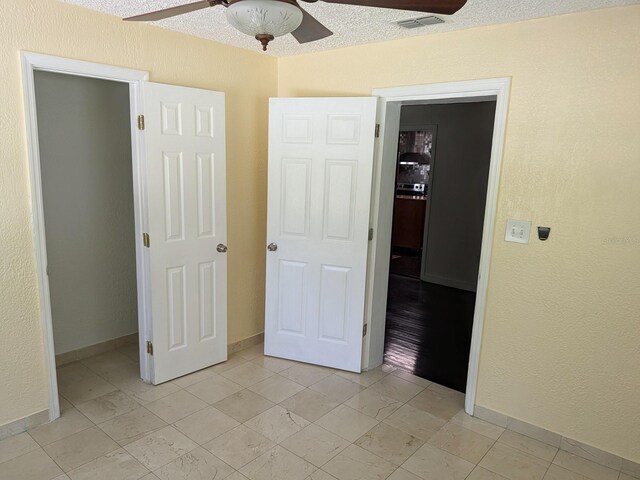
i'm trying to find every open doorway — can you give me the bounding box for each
[32,69,143,412]
[365,79,510,414]
[390,127,436,278]
[35,71,139,362]
[25,54,231,421]
[383,101,497,393]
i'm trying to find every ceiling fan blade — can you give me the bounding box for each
[319,0,467,15]
[291,5,333,44]
[124,0,221,22]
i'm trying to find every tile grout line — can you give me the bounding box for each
[544,448,561,479]
[469,434,499,477]
[12,345,502,480]
[48,353,193,476]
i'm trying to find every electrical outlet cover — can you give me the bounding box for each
[505,219,531,244]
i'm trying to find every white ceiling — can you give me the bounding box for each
[62,0,639,57]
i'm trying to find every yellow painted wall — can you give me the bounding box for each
[278,6,640,461]
[2,0,639,463]
[0,0,276,425]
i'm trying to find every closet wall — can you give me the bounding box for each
[35,71,137,354]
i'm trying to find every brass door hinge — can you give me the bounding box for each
[146,340,153,355]
[375,124,380,138]
[143,233,150,248]
[363,324,368,337]
[137,114,145,130]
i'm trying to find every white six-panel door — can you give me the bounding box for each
[144,82,227,384]
[265,97,377,372]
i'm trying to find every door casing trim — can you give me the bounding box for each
[20,52,151,422]
[364,78,511,415]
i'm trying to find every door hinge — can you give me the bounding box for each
[368,228,374,241]
[143,233,150,248]
[137,114,145,130]
[375,124,380,138]
[146,341,154,355]
[363,324,368,337]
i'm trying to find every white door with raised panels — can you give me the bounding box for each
[145,82,227,384]
[265,97,377,372]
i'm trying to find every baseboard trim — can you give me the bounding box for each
[420,273,477,292]
[474,404,640,476]
[56,332,262,366]
[55,333,138,367]
[228,332,264,355]
[0,409,49,441]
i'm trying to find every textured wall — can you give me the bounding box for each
[2,0,639,462]
[278,7,640,461]
[0,0,276,425]
[35,71,138,354]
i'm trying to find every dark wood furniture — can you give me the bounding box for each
[391,196,427,250]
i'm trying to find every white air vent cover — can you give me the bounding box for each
[397,16,445,29]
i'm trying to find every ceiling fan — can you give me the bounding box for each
[124,0,468,51]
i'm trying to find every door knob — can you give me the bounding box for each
[217,244,228,253]
[267,243,278,252]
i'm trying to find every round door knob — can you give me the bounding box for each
[267,243,278,252]
[217,244,228,253]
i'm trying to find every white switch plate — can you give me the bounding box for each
[505,219,531,244]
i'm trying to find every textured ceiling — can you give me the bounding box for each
[61,0,639,56]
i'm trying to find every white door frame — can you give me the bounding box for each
[20,52,151,421]
[364,78,511,415]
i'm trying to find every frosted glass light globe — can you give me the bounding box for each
[226,0,303,38]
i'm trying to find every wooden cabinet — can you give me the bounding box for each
[392,196,427,250]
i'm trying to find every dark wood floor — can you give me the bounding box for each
[383,273,476,393]
[389,249,422,278]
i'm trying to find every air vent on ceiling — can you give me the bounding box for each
[397,16,445,29]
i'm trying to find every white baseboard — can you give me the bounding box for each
[0,409,49,441]
[229,332,265,355]
[55,331,263,367]
[474,405,640,475]
[55,333,139,367]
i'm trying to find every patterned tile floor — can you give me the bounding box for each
[0,343,632,480]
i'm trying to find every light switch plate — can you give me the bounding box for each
[505,219,531,244]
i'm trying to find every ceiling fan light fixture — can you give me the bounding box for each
[226,0,303,51]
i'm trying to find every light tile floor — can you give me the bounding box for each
[0,343,632,480]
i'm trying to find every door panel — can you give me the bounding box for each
[196,153,216,238]
[265,97,377,372]
[318,265,350,342]
[281,159,311,236]
[145,82,227,384]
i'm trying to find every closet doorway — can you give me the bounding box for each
[33,70,142,408]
